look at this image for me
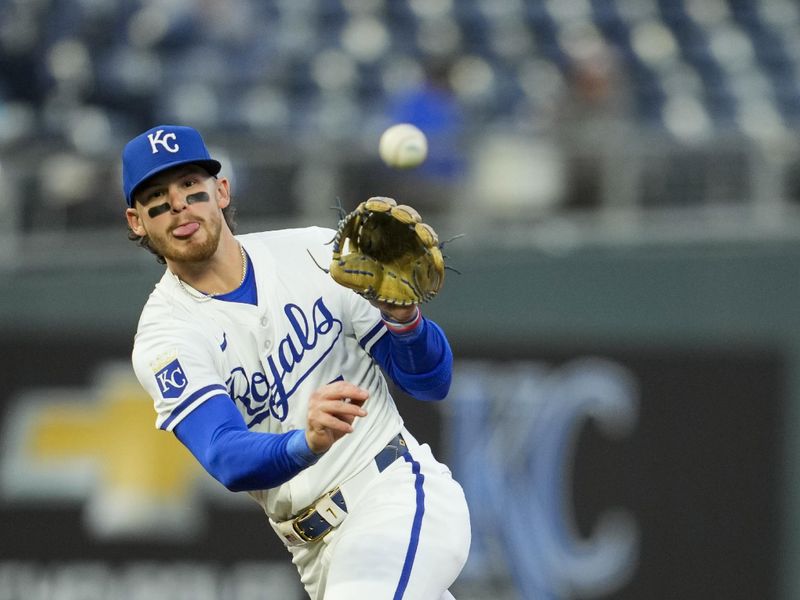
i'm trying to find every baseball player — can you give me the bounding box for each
[122,125,471,599]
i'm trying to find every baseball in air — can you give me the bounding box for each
[379,123,428,169]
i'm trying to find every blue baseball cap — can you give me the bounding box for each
[122,125,222,206]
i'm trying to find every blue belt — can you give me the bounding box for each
[291,432,408,543]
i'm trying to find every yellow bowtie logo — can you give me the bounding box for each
[1,363,209,540]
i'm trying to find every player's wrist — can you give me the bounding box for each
[287,429,322,468]
[381,306,422,335]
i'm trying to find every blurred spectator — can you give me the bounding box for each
[387,59,467,178]
[554,38,634,212]
[380,58,468,216]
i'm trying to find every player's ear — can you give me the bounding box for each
[126,207,147,236]
[215,177,231,209]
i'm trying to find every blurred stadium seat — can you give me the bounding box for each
[1,0,800,236]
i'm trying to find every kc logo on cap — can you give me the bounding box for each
[147,129,180,154]
[122,124,222,207]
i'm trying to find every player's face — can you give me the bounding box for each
[125,165,231,264]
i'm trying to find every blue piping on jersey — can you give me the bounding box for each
[359,320,385,350]
[160,384,228,430]
[393,452,426,600]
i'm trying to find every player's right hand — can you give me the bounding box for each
[305,381,369,455]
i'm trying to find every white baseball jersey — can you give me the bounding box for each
[131,226,405,521]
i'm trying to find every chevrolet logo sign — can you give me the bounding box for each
[0,362,223,541]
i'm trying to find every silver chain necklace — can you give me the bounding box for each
[173,244,247,302]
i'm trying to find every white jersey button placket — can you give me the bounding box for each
[260,313,273,353]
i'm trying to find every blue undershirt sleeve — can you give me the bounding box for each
[174,394,319,492]
[370,317,453,400]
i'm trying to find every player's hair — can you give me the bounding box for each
[127,203,238,264]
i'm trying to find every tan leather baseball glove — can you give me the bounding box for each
[329,197,445,306]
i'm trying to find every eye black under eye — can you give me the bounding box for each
[147,203,170,218]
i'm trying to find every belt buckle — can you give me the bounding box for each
[291,487,340,543]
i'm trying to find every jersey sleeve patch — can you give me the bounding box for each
[154,358,189,399]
